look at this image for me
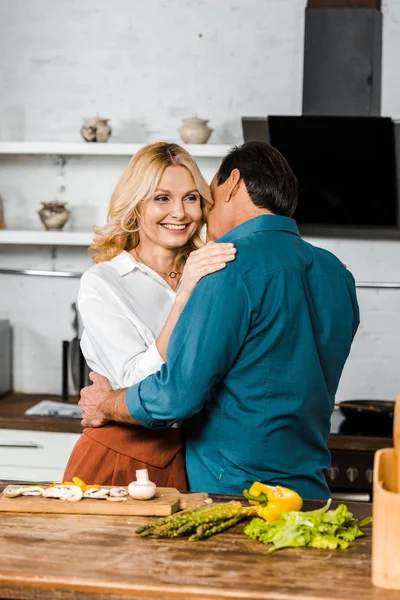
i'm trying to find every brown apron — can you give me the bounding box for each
[63,424,187,491]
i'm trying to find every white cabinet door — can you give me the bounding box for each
[0,429,80,482]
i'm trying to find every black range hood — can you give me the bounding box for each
[241,1,399,232]
[267,115,398,229]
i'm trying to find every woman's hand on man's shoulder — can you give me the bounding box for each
[177,241,237,302]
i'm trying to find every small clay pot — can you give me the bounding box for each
[179,117,213,144]
[38,201,71,231]
[80,116,112,143]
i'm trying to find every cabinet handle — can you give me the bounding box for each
[0,440,42,448]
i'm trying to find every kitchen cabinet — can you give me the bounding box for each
[0,429,79,482]
[0,394,81,482]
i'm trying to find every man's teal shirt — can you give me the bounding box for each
[126,216,359,499]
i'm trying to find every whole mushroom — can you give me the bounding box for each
[128,469,157,500]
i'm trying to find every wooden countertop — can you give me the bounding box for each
[0,392,82,434]
[0,485,395,600]
[0,393,394,451]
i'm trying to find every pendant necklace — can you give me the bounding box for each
[134,249,182,279]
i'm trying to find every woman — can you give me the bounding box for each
[63,142,236,489]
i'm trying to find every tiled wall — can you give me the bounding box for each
[0,0,399,400]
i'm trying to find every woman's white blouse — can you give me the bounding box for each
[78,251,176,390]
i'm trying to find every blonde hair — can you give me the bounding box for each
[90,142,212,266]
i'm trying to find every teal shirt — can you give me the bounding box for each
[126,216,359,499]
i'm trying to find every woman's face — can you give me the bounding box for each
[138,165,203,250]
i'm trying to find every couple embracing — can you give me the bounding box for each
[64,141,359,500]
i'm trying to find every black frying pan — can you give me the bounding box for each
[338,400,395,423]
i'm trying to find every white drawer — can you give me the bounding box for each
[0,429,80,482]
[0,465,70,482]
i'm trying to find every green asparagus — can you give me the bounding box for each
[136,505,201,536]
[135,501,256,541]
[189,516,242,542]
[189,508,255,542]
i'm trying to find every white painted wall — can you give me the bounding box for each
[0,0,399,401]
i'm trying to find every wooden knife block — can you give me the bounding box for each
[372,448,400,590]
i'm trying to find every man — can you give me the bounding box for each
[79,141,359,500]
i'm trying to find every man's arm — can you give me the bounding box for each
[125,267,251,428]
[79,266,251,429]
[79,372,138,428]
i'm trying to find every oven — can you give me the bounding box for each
[327,449,375,502]
[327,407,393,502]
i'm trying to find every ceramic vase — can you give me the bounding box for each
[179,117,213,144]
[80,116,112,143]
[38,201,71,231]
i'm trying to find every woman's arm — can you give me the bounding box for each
[155,242,236,360]
[79,243,236,387]
[79,273,165,389]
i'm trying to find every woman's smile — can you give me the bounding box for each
[159,222,191,234]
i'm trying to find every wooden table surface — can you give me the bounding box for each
[0,484,397,600]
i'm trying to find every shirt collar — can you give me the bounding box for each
[218,215,300,242]
[110,251,148,276]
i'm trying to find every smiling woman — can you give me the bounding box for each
[63,142,236,489]
[131,165,204,281]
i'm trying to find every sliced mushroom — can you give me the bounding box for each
[3,487,24,498]
[21,486,45,497]
[106,496,127,502]
[43,485,83,502]
[82,487,110,499]
[109,487,128,498]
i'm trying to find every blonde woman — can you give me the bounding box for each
[64,142,236,489]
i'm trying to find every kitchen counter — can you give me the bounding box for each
[0,392,82,433]
[0,394,393,453]
[0,484,396,600]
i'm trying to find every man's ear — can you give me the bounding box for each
[225,169,241,203]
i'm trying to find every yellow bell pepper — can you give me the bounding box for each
[47,477,100,492]
[243,481,303,521]
[71,477,100,492]
[72,476,87,489]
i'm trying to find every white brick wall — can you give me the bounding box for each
[0,0,399,401]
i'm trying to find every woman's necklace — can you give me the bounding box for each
[134,249,182,279]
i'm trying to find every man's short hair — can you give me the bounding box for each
[216,141,299,217]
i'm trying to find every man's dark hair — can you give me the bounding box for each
[216,141,299,217]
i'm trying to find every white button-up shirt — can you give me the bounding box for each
[78,251,176,390]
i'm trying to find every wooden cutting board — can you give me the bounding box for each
[0,485,208,517]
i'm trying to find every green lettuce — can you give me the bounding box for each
[243,500,372,552]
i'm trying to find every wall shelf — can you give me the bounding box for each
[0,142,232,158]
[0,143,230,248]
[0,230,93,246]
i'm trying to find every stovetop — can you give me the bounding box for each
[328,407,393,453]
[330,407,392,438]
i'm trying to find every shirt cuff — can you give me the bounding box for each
[125,381,168,429]
[138,340,164,380]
